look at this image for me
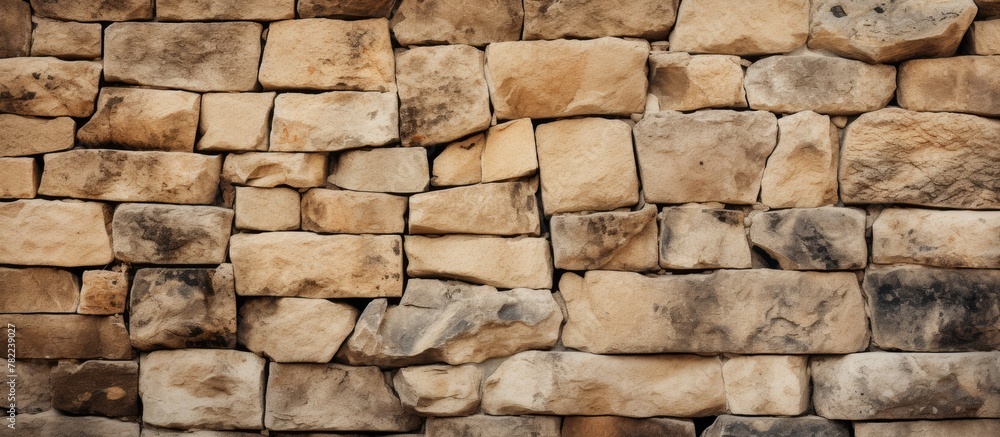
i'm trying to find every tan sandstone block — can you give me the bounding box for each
[551,205,659,272]
[524,0,679,40]
[394,364,483,416]
[329,148,429,193]
[78,268,128,315]
[238,297,358,363]
[409,181,540,236]
[760,111,840,208]
[431,134,484,187]
[745,55,896,115]
[873,208,1000,268]
[31,19,102,59]
[197,92,274,152]
[16,411,140,436]
[659,206,751,270]
[669,0,809,55]
[0,267,78,313]
[854,419,1000,437]
[648,52,746,111]
[1,314,131,359]
[0,114,75,157]
[723,355,810,416]
[0,57,102,117]
[898,56,1000,117]
[391,0,522,46]
[77,87,200,152]
[298,0,396,18]
[480,118,537,182]
[112,204,233,265]
[270,91,398,152]
[157,0,295,21]
[0,200,112,267]
[427,416,561,437]
[301,188,407,234]
[966,20,1000,54]
[405,235,553,289]
[30,0,153,21]
[561,416,696,437]
[0,0,30,58]
[235,187,300,231]
[223,152,327,188]
[0,157,38,198]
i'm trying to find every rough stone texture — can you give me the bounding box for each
[703,415,849,437]
[78,268,128,315]
[966,20,1000,54]
[394,364,482,416]
[197,92,274,152]
[31,19,102,60]
[0,200,112,267]
[392,0,522,46]
[0,267,78,313]
[129,267,236,351]
[873,208,1000,268]
[745,55,896,115]
[238,297,358,363]
[535,118,639,214]
[142,429,265,437]
[486,38,648,120]
[0,57,102,117]
[270,91,397,152]
[0,0,30,58]
[157,0,295,21]
[760,111,840,208]
[723,355,810,416]
[812,352,1000,419]
[854,420,1000,437]
[0,114,75,157]
[112,204,232,265]
[2,314,131,359]
[265,363,421,432]
[409,182,540,236]
[898,56,1000,117]
[749,207,867,270]
[864,264,1000,352]
[809,0,977,63]
[234,187,299,232]
[658,206,751,270]
[223,152,327,188]
[426,415,561,437]
[397,45,491,147]
[345,279,561,366]
[0,156,38,198]
[560,269,869,354]
[230,232,403,298]
[561,416,696,437]
[329,148,429,193]
[301,188,407,234]
[648,52,746,111]
[259,18,395,92]
[432,134,484,187]
[298,0,397,18]
[140,349,265,430]
[78,87,200,152]
[840,109,1000,209]
[524,0,678,40]
[669,0,809,55]
[30,0,153,21]
[480,118,537,183]
[11,360,54,414]
[16,411,141,436]
[483,351,725,417]
[52,360,138,417]
[634,110,777,204]
[551,205,658,272]
[978,0,1000,18]
[405,236,553,289]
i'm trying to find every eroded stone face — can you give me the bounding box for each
[480,118,537,183]
[392,0,522,46]
[426,415,562,437]
[0,157,38,199]
[405,235,553,289]
[760,111,840,208]
[873,208,1000,268]
[561,416,696,437]
[648,52,747,111]
[744,55,896,115]
[79,268,129,315]
[129,266,237,351]
[658,206,751,270]
[0,57,102,117]
[52,360,138,417]
[524,0,679,40]
[703,415,849,437]
[223,152,327,188]
[409,182,540,236]
[749,207,868,270]
[270,91,398,152]
[551,205,659,272]
[16,412,141,437]
[898,56,1000,117]
[394,364,482,416]
[432,134,485,187]
[238,297,358,363]
[669,0,809,55]
[0,267,79,313]
[2,314,131,359]
[0,200,113,267]
[112,204,233,265]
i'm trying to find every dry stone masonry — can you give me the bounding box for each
[1,0,999,436]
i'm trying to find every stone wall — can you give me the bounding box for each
[1,0,1000,436]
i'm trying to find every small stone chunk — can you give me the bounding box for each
[0,200,113,267]
[669,0,809,55]
[234,187,300,231]
[431,134,485,187]
[329,148,429,193]
[409,181,541,236]
[16,411,140,436]
[524,0,679,40]
[156,0,295,21]
[551,205,659,272]
[854,420,1000,437]
[898,56,1000,117]
[223,152,327,188]
[749,207,868,271]
[0,0,30,57]
[873,208,1000,268]
[2,315,131,359]
[270,91,398,152]
[31,20,102,60]
[52,360,138,417]
[0,157,38,198]
[301,188,407,234]
[744,55,896,115]
[760,111,840,208]
[405,236,553,289]
[703,416,849,437]
[78,87,200,152]
[30,0,153,21]
[426,415,561,437]
[648,52,747,111]
[78,268,128,315]
[659,206,751,270]
[0,114,75,157]
[0,57,102,117]
[197,92,274,152]
[298,0,397,18]
[113,204,233,265]
[966,20,1000,54]
[394,364,483,416]
[238,297,359,363]
[480,119,537,182]
[723,355,810,416]
[561,416,696,437]
[391,0,522,46]
[0,267,79,313]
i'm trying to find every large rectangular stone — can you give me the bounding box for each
[0,267,78,313]
[405,235,553,289]
[1,314,131,359]
[0,57,102,117]
[745,55,896,116]
[52,360,139,417]
[898,56,1000,117]
[77,87,200,152]
[223,152,327,188]
[854,419,1000,437]
[31,19,102,60]
[874,208,1000,268]
[270,91,398,152]
[523,0,677,40]
[0,200,113,267]
[551,205,659,272]
[408,181,540,236]
[427,416,561,437]
[0,114,75,157]
[30,0,153,21]
[670,0,808,56]
[112,204,233,265]
[156,0,294,21]
[301,189,406,234]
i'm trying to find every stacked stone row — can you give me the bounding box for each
[2,0,1000,436]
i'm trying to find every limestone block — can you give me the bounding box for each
[391,0,522,46]
[31,19,102,59]
[658,206,751,269]
[405,235,553,289]
[723,355,810,416]
[234,187,300,231]
[551,205,659,272]
[329,148,429,193]
[749,207,868,270]
[648,52,746,111]
[409,181,540,236]
[669,0,809,55]
[394,364,482,416]
[898,56,1000,117]
[2,314,130,359]
[0,114,75,157]
[524,0,679,40]
[223,152,327,188]
[0,267,78,313]
[30,0,153,21]
[301,188,407,234]
[78,87,200,152]
[197,92,274,152]
[0,156,38,198]
[52,360,138,417]
[129,267,236,351]
[78,268,128,315]
[0,200,112,267]
[157,0,295,21]
[0,57,101,117]
[112,203,233,265]
[703,416,848,437]
[431,134,484,187]
[298,0,397,18]
[873,208,1000,268]
[426,416,561,437]
[745,55,896,115]
[760,111,840,208]
[270,91,398,152]
[480,118,537,182]
[238,297,358,363]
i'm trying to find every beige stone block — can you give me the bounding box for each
[966,20,1000,54]
[394,364,482,416]
[78,268,128,315]
[431,134,484,187]
[426,416,561,437]
[658,206,751,270]
[0,156,38,198]
[648,52,746,111]
[197,92,274,152]
[270,91,398,152]
[297,0,396,18]
[745,55,896,115]
[1,314,131,359]
[760,111,840,208]
[0,57,102,117]
[0,0,30,58]
[391,0,522,46]
[873,208,1000,268]
[561,416,695,437]
[30,19,102,59]
[0,114,75,157]
[157,0,295,21]
[854,419,1000,437]
[301,188,406,234]
[235,187,300,231]
[30,0,153,21]
[898,56,1000,117]
[223,152,327,188]
[0,267,78,313]
[409,181,540,236]
[669,0,809,55]
[238,297,358,363]
[480,118,536,182]
[405,235,553,289]
[16,411,140,436]
[523,0,679,40]
[0,200,112,267]
[723,355,810,416]
[78,87,200,152]
[329,148,429,193]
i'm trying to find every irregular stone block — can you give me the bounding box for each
[873,208,1000,268]
[0,267,78,313]
[2,315,130,359]
[298,0,397,18]
[670,0,809,55]
[157,0,294,21]
[223,152,327,188]
[634,110,777,204]
[648,52,746,111]
[344,279,561,366]
[392,0,522,46]
[30,0,153,21]
[234,187,299,231]
[0,114,75,157]
[11,360,53,414]
[966,20,1000,54]
[17,411,140,436]
[112,204,232,265]
[265,363,421,432]
[301,188,406,234]
[810,0,976,63]
[405,236,553,289]
[723,355,810,416]
[0,0,30,58]
[812,352,1000,419]
[140,349,265,430]
[426,415,561,437]
[329,148,429,193]
[760,111,839,208]
[840,109,1000,209]
[561,416,695,437]
[31,19,102,60]
[486,38,648,119]
[0,57,101,117]
[749,207,867,270]
[659,206,751,270]
[270,91,398,152]
[431,134,484,187]
[409,182,540,236]
[259,18,394,92]
[52,360,138,417]
[703,415,849,437]
[129,267,236,351]
[197,92,274,152]
[551,205,658,272]
[898,56,1000,117]
[480,118,537,182]
[394,364,482,416]
[560,269,869,354]
[77,87,200,152]
[745,55,896,115]
[524,0,678,40]
[854,419,1000,437]
[483,351,725,417]
[0,156,38,198]
[238,297,358,363]
[0,200,112,267]
[78,268,128,315]
[230,232,403,298]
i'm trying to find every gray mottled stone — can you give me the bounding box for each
[112,204,232,265]
[409,181,540,236]
[1,315,131,359]
[129,267,236,351]
[394,364,482,416]
[52,360,138,417]
[11,360,54,414]
[0,57,102,117]
[0,267,78,313]
[703,415,849,437]
[392,0,522,46]
[745,55,896,115]
[551,205,659,272]
[873,208,1000,268]
[426,415,561,437]
[749,207,867,270]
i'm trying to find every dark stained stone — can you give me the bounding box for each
[298,0,396,18]
[703,415,849,437]
[1,315,131,359]
[51,360,139,417]
[561,416,695,437]
[748,207,868,271]
[0,0,30,58]
[0,57,102,117]
[112,203,233,265]
[550,205,659,272]
[128,266,236,351]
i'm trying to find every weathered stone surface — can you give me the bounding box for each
[394,364,482,416]
[409,182,540,236]
[703,415,849,437]
[392,0,522,46]
[112,204,232,265]
[129,267,236,351]
[659,206,751,269]
[426,415,561,437]
[873,209,1000,268]
[31,19,102,59]
[140,349,265,430]
[809,0,977,63]
[230,232,403,298]
[298,0,396,18]
[0,267,78,313]
[405,236,553,289]
[761,111,840,208]
[157,0,294,21]
[142,428,264,437]
[78,268,128,315]
[397,45,491,147]
[0,57,101,117]
[854,419,1000,437]
[648,52,746,111]
[0,200,112,267]
[634,110,777,204]
[486,38,648,120]
[12,360,53,414]
[432,134,484,187]
[259,18,394,92]
[524,0,678,40]
[2,315,130,359]
[30,0,152,21]
[16,411,140,436]
[238,297,358,363]
[840,109,1000,209]
[723,355,810,416]
[77,87,200,152]
[301,188,406,234]
[223,152,327,188]
[670,0,809,55]
[345,279,561,366]
[197,92,274,152]
[265,363,421,432]
[749,207,867,270]
[979,0,1000,18]
[483,351,725,417]
[551,205,658,272]
[52,360,138,417]
[535,118,638,214]
[745,55,896,115]
[898,56,1000,117]
[480,118,537,182]
[560,269,869,353]
[0,0,30,58]
[966,20,1000,54]
[561,416,695,437]
[0,156,37,198]
[234,187,299,232]
[270,91,398,152]
[330,148,429,193]
[0,114,75,157]
[812,352,1000,419]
